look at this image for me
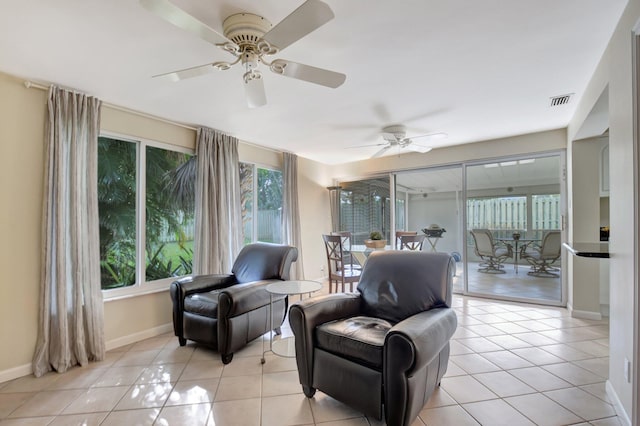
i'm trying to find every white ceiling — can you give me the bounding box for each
[0,0,627,165]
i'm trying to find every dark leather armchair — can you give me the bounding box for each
[289,251,457,426]
[170,242,298,364]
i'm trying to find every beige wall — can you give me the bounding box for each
[0,73,46,375]
[297,156,333,281]
[568,0,640,420]
[569,138,603,317]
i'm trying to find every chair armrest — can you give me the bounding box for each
[217,280,286,318]
[499,240,513,251]
[385,308,457,374]
[169,274,237,338]
[289,293,362,388]
[171,274,237,299]
[384,307,457,426]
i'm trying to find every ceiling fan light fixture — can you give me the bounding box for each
[244,76,267,108]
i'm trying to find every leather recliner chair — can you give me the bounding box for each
[289,250,457,426]
[170,242,298,364]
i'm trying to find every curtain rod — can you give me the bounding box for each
[24,80,284,155]
[24,80,198,132]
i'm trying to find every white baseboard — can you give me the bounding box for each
[606,380,632,426]
[600,303,610,317]
[0,363,32,384]
[106,323,173,351]
[0,324,174,385]
[569,307,602,321]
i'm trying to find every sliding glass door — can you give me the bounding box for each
[395,166,464,293]
[336,151,566,306]
[464,153,565,304]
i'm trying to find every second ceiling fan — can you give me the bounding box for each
[356,125,448,158]
[140,0,346,107]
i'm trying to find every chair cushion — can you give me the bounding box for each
[357,251,453,323]
[184,291,220,319]
[316,316,391,369]
[232,242,297,283]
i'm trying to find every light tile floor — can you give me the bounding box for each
[0,293,621,425]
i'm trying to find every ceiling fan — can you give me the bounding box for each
[353,125,448,158]
[140,0,346,108]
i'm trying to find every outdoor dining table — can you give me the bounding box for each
[495,237,539,274]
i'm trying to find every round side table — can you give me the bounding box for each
[261,280,322,363]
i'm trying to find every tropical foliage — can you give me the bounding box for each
[98,137,194,289]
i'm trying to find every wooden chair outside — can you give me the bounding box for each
[395,231,418,248]
[399,234,426,251]
[323,234,361,293]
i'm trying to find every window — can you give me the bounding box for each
[338,177,391,244]
[240,163,283,244]
[98,135,194,291]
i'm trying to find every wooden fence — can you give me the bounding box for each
[467,195,560,233]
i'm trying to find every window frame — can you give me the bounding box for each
[100,131,195,301]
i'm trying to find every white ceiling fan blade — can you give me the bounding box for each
[411,132,448,141]
[371,145,391,158]
[405,142,433,154]
[345,143,387,149]
[139,0,236,49]
[153,63,215,81]
[261,0,334,51]
[244,77,267,108]
[270,60,345,88]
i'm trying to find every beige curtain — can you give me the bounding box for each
[328,185,342,232]
[282,152,304,279]
[193,128,242,274]
[33,86,104,377]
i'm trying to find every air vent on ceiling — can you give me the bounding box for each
[550,93,573,107]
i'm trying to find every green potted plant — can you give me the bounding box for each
[365,231,387,249]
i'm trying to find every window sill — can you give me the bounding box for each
[102,277,179,302]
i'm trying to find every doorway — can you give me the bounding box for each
[464,154,565,305]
